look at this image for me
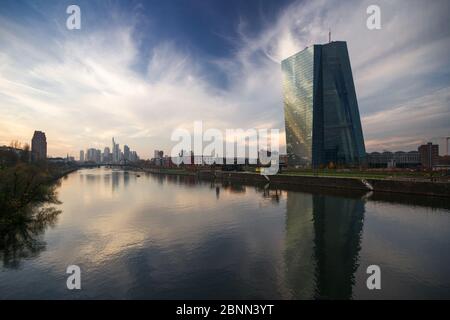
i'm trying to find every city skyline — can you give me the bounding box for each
[0,0,449,159]
[1,1,450,303]
[78,137,140,163]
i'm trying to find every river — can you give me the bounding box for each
[0,167,449,299]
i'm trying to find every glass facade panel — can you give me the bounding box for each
[282,46,314,167]
[321,42,366,166]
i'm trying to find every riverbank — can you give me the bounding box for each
[143,168,450,198]
[49,167,79,182]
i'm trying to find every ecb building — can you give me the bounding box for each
[282,41,366,168]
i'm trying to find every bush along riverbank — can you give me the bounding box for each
[0,155,81,266]
[0,154,77,217]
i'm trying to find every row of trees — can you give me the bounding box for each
[0,142,30,168]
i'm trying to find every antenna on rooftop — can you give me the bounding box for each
[328,28,331,43]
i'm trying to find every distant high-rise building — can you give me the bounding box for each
[130,151,139,162]
[95,149,101,163]
[112,137,121,163]
[103,147,111,163]
[31,130,47,161]
[79,150,85,162]
[282,41,366,168]
[153,150,164,165]
[86,148,96,162]
[418,142,439,168]
[367,151,420,168]
[85,148,101,163]
[86,148,93,162]
[124,145,130,162]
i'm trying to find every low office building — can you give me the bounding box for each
[367,151,421,168]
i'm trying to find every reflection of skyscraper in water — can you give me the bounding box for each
[111,170,120,191]
[312,195,364,299]
[123,171,130,188]
[284,191,365,299]
[284,192,317,299]
[103,171,110,187]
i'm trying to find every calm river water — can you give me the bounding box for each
[0,167,449,299]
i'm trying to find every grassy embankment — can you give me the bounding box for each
[279,168,445,180]
[145,165,442,181]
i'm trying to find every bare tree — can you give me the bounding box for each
[9,140,22,149]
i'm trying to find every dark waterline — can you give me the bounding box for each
[0,167,449,299]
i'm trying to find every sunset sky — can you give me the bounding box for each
[1,0,449,158]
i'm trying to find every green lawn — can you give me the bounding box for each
[278,169,432,180]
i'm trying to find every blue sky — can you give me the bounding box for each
[0,0,449,158]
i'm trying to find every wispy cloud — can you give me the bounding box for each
[0,0,449,157]
[363,87,450,151]
[231,0,450,152]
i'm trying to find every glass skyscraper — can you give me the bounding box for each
[282,41,366,168]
